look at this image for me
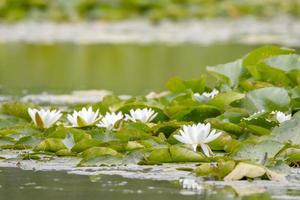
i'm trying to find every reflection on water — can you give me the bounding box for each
[3,167,300,200]
[0,167,272,200]
[0,43,261,95]
[0,168,215,200]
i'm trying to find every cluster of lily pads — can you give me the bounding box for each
[1,45,300,181]
[27,107,224,157]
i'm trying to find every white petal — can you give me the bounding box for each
[191,144,198,152]
[174,134,190,144]
[204,131,222,143]
[200,143,211,157]
[28,108,36,122]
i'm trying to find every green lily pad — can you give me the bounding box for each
[243,45,294,78]
[116,122,152,142]
[232,140,285,162]
[146,145,206,163]
[207,59,244,88]
[224,162,285,181]
[208,92,245,110]
[81,147,119,160]
[71,138,102,153]
[195,160,236,179]
[243,87,290,113]
[35,138,66,152]
[0,114,28,129]
[265,54,300,72]
[166,76,206,93]
[269,116,300,145]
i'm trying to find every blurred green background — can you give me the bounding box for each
[0,0,299,22]
[0,43,264,95]
[0,0,299,95]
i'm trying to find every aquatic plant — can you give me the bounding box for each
[67,107,101,127]
[97,112,123,130]
[124,108,157,123]
[173,123,222,157]
[2,45,300,181]
[28,108,62,129]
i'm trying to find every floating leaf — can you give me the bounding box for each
[46,127,91,142]
[208,92,245,110]
[232,140,285,162]
[81,147,119,160]
[224,163,267,181]
[146,146,206,163]
[166,76,206,93]
[278,148,300,161]
[35,138,66,152]
[126,141,144,151]
[0,102,33,120]
[116,122,152,142]
[206,118,244,137]
[265,54,300,72]
[167,104,220,123]
[243,45,294,78]
[169,145,206,162]
[0,136,15,147]
[270,117,300,145]
[71,138,102,153]
[146,147,173,163]
[15,136,42,149]
[239,80,274,91]
[243,87,290,113]
[207,59,244,87]
[195,160,236,179]
[0,114,28,129]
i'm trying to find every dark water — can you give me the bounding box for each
[0,43,263,95]
[0,167,275,200]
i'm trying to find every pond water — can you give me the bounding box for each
[1,42,300,200]
[0,167,290,200]
[0,43,265,95]
[0,167,216,200]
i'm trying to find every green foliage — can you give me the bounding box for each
[145,145,206,164]
[195,160,236,179]
[207,59,244,88]
[232,140,285,163]
[2,45,300,181]
[1,0,300,22]
[243,87,290,113]
[0,102,34,120]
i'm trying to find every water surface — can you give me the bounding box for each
[0,43,262,95]
[0,167,223,200]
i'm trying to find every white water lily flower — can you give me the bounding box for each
[179,178,202,191]
[272,111,291,123]
[67,107,101,127]
[28,108,62,129]
[174,123,222,157]
[97,112,123,130]
[125,108,157,123]
[194,89,219,102]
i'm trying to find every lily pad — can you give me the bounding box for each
[207,59,244,87]
[269,116,300,145]
[35,138,66,152]
[232,140,285,162]
[243,87,290,113]
[195,160,236,179]
[224,162,285,181]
